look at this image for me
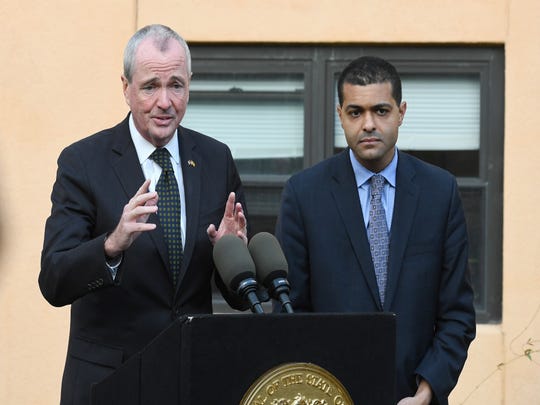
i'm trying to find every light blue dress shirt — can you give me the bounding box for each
[348,148,398,231]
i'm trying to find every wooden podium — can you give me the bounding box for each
[92,313,395,404]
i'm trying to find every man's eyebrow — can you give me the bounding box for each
[140,77,159,86]
[373,102,393,109]
[169,75,186,83]
[344,103,362,111]
[345,102,393,111]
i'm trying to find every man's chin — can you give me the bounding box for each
[148,127,177,147]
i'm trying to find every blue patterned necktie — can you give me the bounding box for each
[150,148,183,286]
[368,174,389,305]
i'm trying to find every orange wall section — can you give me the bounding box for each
[139,0,508,43]
[502,0,540,403]
[0,2,134,404]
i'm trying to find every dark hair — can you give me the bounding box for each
[337,56,402,106]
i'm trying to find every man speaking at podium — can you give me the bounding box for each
[276,56,476,405]
[39,24,247,405]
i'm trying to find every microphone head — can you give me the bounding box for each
[213,235,256,292]
[248,232,288,287]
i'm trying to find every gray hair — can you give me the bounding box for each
[123,24,192,83]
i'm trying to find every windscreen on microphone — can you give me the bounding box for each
[248,232,293,313]
[248,232,288,287]
[213,234,256,292]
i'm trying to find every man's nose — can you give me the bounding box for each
[362,112,376,132]
[156,88,172,110]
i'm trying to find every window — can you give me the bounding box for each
[185,46,504,322]
[186,74,305,175]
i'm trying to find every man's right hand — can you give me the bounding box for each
[104,179,158,258]
[396,379,433,405]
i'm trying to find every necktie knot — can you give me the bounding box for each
[150,148,172,171]
[370,174,385,199]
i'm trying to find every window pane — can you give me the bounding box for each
[183,74,305,175]
[404,150,479,177]
[244,185,284,235]
[399,75,480,150]
[460,186,485,311]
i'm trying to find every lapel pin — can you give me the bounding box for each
[188,160,196,167]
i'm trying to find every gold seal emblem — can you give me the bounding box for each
[240,363,354,405]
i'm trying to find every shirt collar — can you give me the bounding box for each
[129,114,181,165]
[348,147,398,189]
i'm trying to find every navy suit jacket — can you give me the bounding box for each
[276,149,476,405]
[39,115,246,404]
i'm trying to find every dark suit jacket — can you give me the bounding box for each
[39,115,246,405]
[275,149,476,405]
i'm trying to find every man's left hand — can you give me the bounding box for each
[207,192,247,245]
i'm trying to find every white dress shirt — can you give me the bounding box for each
[129,115,187,248]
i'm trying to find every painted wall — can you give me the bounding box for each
[1,1,539,403]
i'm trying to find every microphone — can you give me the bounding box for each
[213,234,264,314]
[248,232,294,314]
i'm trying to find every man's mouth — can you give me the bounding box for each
[360,137,381,144]
[152,116,174,125]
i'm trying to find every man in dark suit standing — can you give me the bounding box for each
[39,24,247,404]
[276,56,476,405]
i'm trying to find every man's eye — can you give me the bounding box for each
[349,110,360,117]
[377,109,389,116]
[142,85,155,93]
[171,83,184,92]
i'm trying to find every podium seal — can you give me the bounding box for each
[240,362,354,405]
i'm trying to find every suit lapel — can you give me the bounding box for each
[176,127,201,289]
[329,151,383,309]
[384,152,419,310]
[110,116,169,274]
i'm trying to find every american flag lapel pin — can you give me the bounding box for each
[188,160,196,167]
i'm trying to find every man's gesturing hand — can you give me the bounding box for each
[104,179,158,258]
[207,192,247,245]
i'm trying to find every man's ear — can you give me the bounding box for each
[398,101,407,125]
[121,75,130,107]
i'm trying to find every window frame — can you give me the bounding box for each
[190,45,504,322]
